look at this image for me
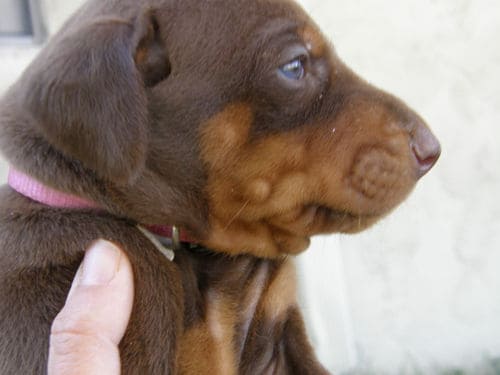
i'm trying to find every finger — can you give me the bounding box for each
[48,240,134,375]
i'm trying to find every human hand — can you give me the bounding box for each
[48,240,134,374]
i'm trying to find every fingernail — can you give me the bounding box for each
[80,240,122,286]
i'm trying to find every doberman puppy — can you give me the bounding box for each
[0,0,440,373]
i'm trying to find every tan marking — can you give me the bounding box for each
[200,103,253,171]
[245,178,272,203]
[272,229,311,255]
[134,22,154,65]
[178,326,218,375]
[300,25,326,57]
[205,218,280,258]
[262,259,298,321]
[134,47,148,65]
[178,290,237,375]
[200,104,322,256]
[206,290,237,375]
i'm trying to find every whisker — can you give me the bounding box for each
[224,200,250,231]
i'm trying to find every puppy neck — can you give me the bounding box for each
[7,167,196,261]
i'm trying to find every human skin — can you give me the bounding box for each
[48,240,134,375]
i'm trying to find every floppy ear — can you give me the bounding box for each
[17,11,170,184]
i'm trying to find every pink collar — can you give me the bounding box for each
[8,168,100,210]
[7,167,193,246]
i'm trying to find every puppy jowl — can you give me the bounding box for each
[0,0,440,374]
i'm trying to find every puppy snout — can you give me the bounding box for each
[409,120,441,177]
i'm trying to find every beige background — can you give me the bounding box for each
[1,1,499,374]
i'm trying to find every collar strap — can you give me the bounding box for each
[8,168,99,209]
[7,167,194,256]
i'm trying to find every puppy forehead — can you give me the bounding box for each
[157,0,323,56]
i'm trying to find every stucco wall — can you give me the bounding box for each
[1,1,499,374]
[296,1,500,373]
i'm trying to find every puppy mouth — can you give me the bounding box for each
[270,203,381,235]
[313,205,382,233]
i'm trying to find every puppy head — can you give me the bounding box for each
[0,0,440,257]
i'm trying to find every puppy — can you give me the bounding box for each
[0,0,440,373]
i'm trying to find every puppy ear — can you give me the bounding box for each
[19,11,170,183]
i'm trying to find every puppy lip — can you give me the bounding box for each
[311,203,381,219]
[310,204,381,234]
[272,203,381,235]
[311,204,364,224]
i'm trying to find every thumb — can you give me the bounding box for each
[48,240,134,375]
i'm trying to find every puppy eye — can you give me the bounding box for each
[279,57,306,80]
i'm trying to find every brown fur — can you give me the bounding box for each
[0,0,440,373]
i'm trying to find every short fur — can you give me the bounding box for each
[0,0,440,373]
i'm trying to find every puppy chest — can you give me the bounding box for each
[177,255,298,374]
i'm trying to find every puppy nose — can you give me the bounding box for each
[410,122,441,177]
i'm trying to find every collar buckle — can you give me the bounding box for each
[137,225,178,261]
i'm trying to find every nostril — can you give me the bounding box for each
[411,127,441,177]
[411,123,441,177]
[412,143,440,172]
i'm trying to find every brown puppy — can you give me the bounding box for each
[0,0,440,373]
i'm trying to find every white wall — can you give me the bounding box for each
[1,1,499,374]
[296,0,500,374]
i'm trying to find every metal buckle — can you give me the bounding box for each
[137,225,176,262]
[171,225,181,251]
